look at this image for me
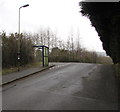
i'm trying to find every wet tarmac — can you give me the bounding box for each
[2,63,118,110]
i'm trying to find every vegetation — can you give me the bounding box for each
[49,47,112,64]
[80,2,120,64]
[80,2,120,106]
[2,62,41,75]
[1,28,112,75]
[1,32,34,68]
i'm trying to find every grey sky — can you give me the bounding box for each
[0,0,105,52]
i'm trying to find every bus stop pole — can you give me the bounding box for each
[42,47,44,67]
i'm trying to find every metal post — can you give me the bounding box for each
[17,7,21,71]
[17,4,29,71]
[19,7,21,34]
[48,47,49,66]
[42,47,44,67]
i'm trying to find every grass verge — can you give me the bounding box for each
[2,62,42,75]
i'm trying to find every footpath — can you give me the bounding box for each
[2,64,55,85]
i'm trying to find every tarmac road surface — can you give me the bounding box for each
[2,63,118,110]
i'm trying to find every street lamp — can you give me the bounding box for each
[18,4,29,34]
[18,4,29,71]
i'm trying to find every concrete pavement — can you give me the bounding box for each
[2,64,55,85]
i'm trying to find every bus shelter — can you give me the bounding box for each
[33,45,49,67]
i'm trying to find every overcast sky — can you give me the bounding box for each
[0,0,105,52]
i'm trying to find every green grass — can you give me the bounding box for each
[2,67,18,75]
[2,62,42,75]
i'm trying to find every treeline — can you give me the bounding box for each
[1,28,112,69]
[1,32,34,68]
[80,2,120,64]
[49,47,112,64]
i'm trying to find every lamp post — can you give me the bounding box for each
[18,4,29,71]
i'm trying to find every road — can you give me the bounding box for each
[2,63,118,110]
